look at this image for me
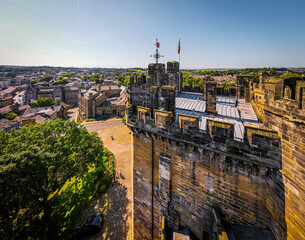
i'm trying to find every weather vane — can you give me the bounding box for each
[150,38,164,64]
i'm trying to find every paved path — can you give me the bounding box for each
[67,107,79,122]
[83,119,123,132]
[82,120,133,240]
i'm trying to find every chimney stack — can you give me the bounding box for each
[203,79,217,114]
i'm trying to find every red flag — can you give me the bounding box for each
[178,39,180,54]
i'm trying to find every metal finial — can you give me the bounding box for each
[150,39,164,63]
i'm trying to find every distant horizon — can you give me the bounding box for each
[1,64,304,71]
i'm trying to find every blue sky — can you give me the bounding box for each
[0,0,304,68]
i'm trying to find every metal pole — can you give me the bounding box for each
[179,52,181,93]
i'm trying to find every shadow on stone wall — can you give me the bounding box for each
[265,139,287,240]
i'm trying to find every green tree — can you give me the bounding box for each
[252,72,259,85]
[91,73,103,83]
[0,119,114,239]
[52,78,68,85]
[123,75,130,86]
[31,97,57,107]
[82,74,90,80]
[62,73,76,77]
[280,72,301,78]
[5,112,17,120]
[40,76,53,82]
[92,73,99,79]
[117,80,123,87]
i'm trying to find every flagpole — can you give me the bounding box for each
[178,38,182,93]
[178,38,181,93]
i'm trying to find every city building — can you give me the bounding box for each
[24,85,79,106]
[0,94,13,107]
[0,119,19,132]
[19,102,68,126]
[78,85,122,119]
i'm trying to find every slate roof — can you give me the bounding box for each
[0,119,18,129]
[0,106,12,114]
[0,86,16,96]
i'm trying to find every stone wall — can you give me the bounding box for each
[263,106,305,240]
[132,130,281,239]
[250,76,305,240]
[129,64,305,240]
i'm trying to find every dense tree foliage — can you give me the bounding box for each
[115,75,130,86]
[182,76,209,91]
[280,72,301,78]
[127,68,147,74]
[0,120,114,239]
[182,67,289,77]
[52,78,68,85]
[40,76,53,82]
[62,72,75,77]
[31,97,56,107]
[5,112,17,120]
[117,80,123,87]
[217,81,236,94]
[251,72,259,85]
[91,73,104,84]
[82,74,90,80]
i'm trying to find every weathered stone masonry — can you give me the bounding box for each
[130,120,281,239]
[128,63,305,239]
[253,76,305,240]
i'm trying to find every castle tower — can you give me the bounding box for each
[167,61,181,95]
[167,61,179,73]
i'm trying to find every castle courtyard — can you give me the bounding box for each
[82,119,133,240]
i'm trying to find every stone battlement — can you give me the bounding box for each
[127,105,281,171]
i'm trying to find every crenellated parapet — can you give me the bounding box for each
[127,105,281,171]
[262,77,305,122]
[154,109,173,129]
[177,113,199,135]
[137,106,151,124]
[207,119,234,143]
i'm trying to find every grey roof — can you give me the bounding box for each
[176,93,239,119]
[0,119,18,129]
[175,92,260,140]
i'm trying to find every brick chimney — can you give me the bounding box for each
[203,80,217,114]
